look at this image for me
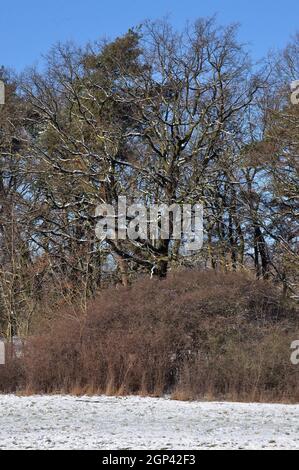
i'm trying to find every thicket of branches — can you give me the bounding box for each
[0,18,298,338]
[1,271,298,400]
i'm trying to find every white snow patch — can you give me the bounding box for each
[0,395,298,449]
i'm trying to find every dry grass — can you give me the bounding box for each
[1,271,298,401]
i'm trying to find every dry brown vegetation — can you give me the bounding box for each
[1,271,298,402]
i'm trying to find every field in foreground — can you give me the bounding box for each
[0,395,298,449]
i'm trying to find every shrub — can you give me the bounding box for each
[1,271,298,401]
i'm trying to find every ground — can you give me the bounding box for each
[0,395,298,449]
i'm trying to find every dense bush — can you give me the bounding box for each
[1,271,298,401]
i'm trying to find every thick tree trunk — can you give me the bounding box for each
[254,225,270,279]
[154,259,168,278]
[115,254,129,287]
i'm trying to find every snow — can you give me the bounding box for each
[0,395,298,449]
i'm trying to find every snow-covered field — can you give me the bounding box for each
[0,395,298,450]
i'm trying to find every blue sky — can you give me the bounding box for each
[1,0,299,71]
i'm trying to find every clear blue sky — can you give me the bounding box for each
[1,0,299,71]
